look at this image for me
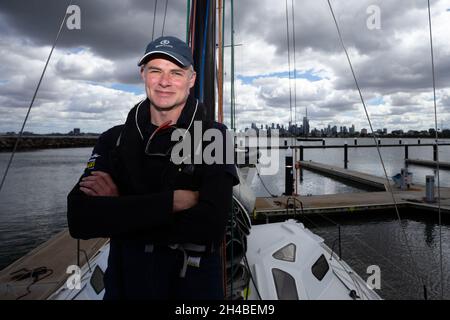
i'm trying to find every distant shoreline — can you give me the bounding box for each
[0,136,98,152]
[1,135,447,152]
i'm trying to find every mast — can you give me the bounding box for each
[217,0,224,123]
[230,0,235,130]
[191,0,216,122]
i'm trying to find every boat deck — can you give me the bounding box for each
[0,230,107,300]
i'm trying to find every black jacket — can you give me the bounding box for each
[67,95,239,247]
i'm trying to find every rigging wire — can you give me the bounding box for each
[285,0,294,138]
[190,0,197,53]
[151,0,158,41]
[326,0,426,296]
[199,0,210,103]
[185,0,191,43]
[284,0,296,195]
[161,0,169,36]
[290,0,299,194]
[284,201,366,298]
[222,0,226,125]
[230,0,236,130]
[297,208,425,286]
[427,0,444,300]
[255,165,278,197]
[0,0,72,194]
[217,0,224,123]
[291,0,298,131]
[229,0,236,298]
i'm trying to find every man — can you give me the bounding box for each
[67,36,238,299]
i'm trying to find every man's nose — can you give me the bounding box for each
[159,73,171,86]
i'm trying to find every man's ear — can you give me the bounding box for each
[189,72,197,89]
[140,66,146,81]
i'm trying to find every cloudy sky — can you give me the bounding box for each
[0,0,449,134]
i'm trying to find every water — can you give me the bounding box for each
[0,148,91,269]
[1,139,450,299]
[296,211,450,300]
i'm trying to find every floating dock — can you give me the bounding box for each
[406,159,450,170]
[296,160,389,191]
[254,161,450,220]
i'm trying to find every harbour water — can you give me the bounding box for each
[1,138,450,299]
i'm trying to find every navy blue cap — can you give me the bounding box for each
[137,36,194,67]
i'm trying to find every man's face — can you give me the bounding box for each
[141,58,196,110]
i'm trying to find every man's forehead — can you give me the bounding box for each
[146,61,187,71]
[146,54,190,69]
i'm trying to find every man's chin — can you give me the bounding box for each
[151,102,181,112]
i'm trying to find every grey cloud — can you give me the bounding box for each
[0,0,187,60]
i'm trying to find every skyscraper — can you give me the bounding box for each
[303,109,310,136]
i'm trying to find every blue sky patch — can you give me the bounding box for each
[238,70,323,85]
[368,96,384,105]
[109,83,144,95]
[84,81,144,95]
[68,47,86,54]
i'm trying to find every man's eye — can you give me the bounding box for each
[172,71,184,77]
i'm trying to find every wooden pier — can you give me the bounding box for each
[296,160,389,191]
[406,159,450,170]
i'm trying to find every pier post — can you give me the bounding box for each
[378,139,381,146]
[285,156,294,196]
[418,139,421,145]
[405,145,409,160]
[322,140,326,147]
[300,146,304,161]
[426,176,435,203]
[399,139,402,145]
[354,138,357,146]
[433,144,438,162]
[344,144,348,169]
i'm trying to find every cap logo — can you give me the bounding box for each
[156,39,173,49]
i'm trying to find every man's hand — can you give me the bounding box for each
[79,171,119,197]
[173,190,199,212]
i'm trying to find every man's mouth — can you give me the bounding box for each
[156,91,174,97]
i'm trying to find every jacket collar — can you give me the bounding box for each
[134,95,205,140]
[117,95,206,193]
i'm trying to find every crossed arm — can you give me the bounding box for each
[78,171,197,212]
[67,165,233,243]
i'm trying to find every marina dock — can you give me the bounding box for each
[296,160,389,191]
[406,159,450,170]
[254,160,450,220]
